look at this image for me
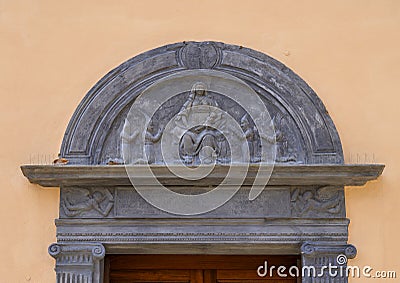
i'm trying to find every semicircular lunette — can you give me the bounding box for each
[60,41,342,165]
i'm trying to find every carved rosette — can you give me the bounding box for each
[301,242,357,283]
[49,243,105,283]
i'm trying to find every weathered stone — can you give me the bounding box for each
[59,41,344,165]
[301,242,357,282]
[48,243,105,283]
[20,42,384,283]
[21,164,384,187]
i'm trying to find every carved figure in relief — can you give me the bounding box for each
[291,187,341,217]
[145,121,163,164]
[259,112,296,163]
[177,82,223,164]
[119,83,303,165]
[240,114,258,162]
[121,111,147,164]
[62,189,114,217]
[273,113,296,162]
[184,82,217,109]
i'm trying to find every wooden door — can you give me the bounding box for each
[105,255,300,283]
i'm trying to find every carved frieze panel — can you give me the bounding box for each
[59,186,345,219]
[117,81,304,166]
[60,187,114,218]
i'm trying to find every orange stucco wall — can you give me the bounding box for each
[1,0,399,282]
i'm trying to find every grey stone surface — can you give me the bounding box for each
[20,42,385,283]
[301,242,357,282]
[113,186,291,218]
[290,186,345,218]
[48,243,105,283]
[60,187,115,218]
[59,41,343,165]
[56,185,347,219]
[55,218,350,246]
[21,163,384,187]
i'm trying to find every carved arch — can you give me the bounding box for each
[60,41,343,165]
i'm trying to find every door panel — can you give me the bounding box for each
[106,255,299,283]
[109,269,191,282]
[217,269,297,282]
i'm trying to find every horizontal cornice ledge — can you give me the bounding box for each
[20,164,384,188]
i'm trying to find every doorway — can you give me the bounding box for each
[105,255,300,283]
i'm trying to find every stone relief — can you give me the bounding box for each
[58,186,345,219]
[119,81,303,166]
[291,186,344,217]
[240,114,259,163]
[145,120,164,164]
[47,42,356,282]
[175,82,224,164]
[120,109,148,164]
[179,42,220,69]
[61,41,343,165]
[61,188,114,217]
[271,112,297,163]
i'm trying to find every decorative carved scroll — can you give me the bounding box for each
[301,242,357,283]
[48,243,105,283]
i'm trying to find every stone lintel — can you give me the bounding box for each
[21,164,384,187]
